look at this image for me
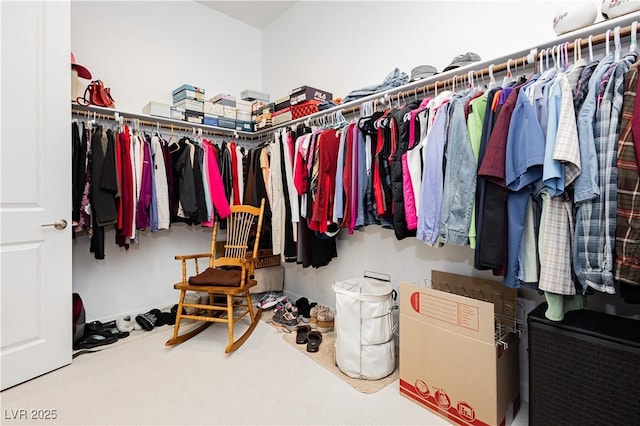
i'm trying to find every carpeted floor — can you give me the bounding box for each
[1,319,457,425]
[262,309,399,394]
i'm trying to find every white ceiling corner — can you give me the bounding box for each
[197,1,298,30]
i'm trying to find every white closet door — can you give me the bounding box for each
[1,0,72,390]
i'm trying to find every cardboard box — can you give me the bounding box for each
[236,99,253,112]
[399,271,520,426]
[174,98,203,113]
[209,93,236,107]
[235,120,254,132]
[217,117,236,129]
[241,89,270,102]
[272,108,292,125]
[223,106,237,119]
[203,101,224,116]
[142,101,172,118]
[173,89,205,103]
[203,114,219,127]
[236,110,251,122]
[291,100,319,119]
[172,84,205,96]
[256,102,275,115]
[184,110,203,124]
[289,85,332,105]
[170,106,185,120]
[274,95,291,111]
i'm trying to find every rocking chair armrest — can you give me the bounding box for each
[243,257,257,277]
[174,253,213,261]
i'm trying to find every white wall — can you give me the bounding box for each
[263,1,574,100]
[70,0,262,321]
[71,0,262,113]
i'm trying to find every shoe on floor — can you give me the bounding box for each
[310,304,329,329]
[306,331,323,353]
[116,315,136,333]
[295,325,311,344]
[73,333,118,350]
[258,293,287,310]
[317,310,334,333]
[295,297,311,322]
[272,308,299,331]
[135,309,162,331]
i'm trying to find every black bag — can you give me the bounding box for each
[72,293,86,346]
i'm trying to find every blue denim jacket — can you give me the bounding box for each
[342,68,410,104]
[439,93,477,245]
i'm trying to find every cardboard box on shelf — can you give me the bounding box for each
[172,84,205,96]
[291,100,320,119]
[236,99,253,112]
[217,117,236,129]
[174,98,203,113]
[235,120,254,132]
[170,107,185,120]
[274,95,291,112]
[223,106,237,120]
[142,101,172,118]
[209,93,236,107]
[172,89,205,103]
[272,108,292,125]
[184,110,203,124]
[240,89,270,102]
[204,101,224,116]
[399,271,520,426]
[236,110,251,122]
[203,114,219,127]
[289,85,332,105]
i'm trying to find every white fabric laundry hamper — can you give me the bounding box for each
[333,272,397,380]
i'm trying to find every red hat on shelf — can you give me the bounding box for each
[71,52,92,79]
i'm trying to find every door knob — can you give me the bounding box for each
[41,219,68,230]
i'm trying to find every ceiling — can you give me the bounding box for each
[198,1,298,30]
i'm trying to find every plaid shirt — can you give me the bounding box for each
[615,61,640,285]
[575,53,637,294]
[539,76,581,295]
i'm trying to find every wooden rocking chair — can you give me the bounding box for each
[166,199,265,353]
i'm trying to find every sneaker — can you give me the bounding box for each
[272,308,299,330]
[258,293,287,310]
[135,309,162,331]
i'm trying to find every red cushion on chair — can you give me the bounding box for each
[188,267,242,287]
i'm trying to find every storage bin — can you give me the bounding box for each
[333,271,397,380]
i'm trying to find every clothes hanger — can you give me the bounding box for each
[631,21,638,53]
[588,35,594,62]
[502,59,514,87]
[606,29,611,57]
[488,64,497,89]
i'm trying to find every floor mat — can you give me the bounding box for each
[262,309,399,394]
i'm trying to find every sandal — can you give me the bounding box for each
[295,325,311,344]
[306,331,323,353]
[73,333,118,350]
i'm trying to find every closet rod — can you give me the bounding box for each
[255,11,640,136]
[71,103,255,140]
